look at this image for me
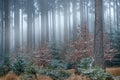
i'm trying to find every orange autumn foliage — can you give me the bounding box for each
[33,45,51,67]
[68,25,116,65]
[68,26,93,63]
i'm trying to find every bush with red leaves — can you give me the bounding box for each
[66,26,93,64]
[32,45,51,67]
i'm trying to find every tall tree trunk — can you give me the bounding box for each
[68,3,71,42]
[72,1,77,40]
[21,8,24,50]
[27,0,33,51]
[32,11,35,50]
[0,0,4,64]
[52,9,55,43]
[41,7,45,45]
[116,0,119,29]
[14,0,20,52]
[109,1,112,33]
[64,1,68,43]
[94,0,104,68]
[41,0,48,45]
[58,7,60,42]
[45,6,49,43]
[38,13,41,48]
[80,0,85,27]
[4,0,10,55]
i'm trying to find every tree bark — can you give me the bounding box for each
[94,0,104,68]
[64,1,68,43]
[80,0,85,27]
[40,0,48,45]
[0,0,4,64]
[3,0,10,57]
[32,12,35,50]
[14,0,20,52]
[27,0,33,51]
[72,1,77,40]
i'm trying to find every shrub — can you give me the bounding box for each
[67,26,93,64]
[0,56,11,76]
[48,70,70,80]
[105,28,120,67]
[48,43,69,70]
[0,65,5,76]
[39,69,71,80]
[11,55,26,75]
[24,63,39,80]
[77,57,93,69]
[48,59,68,69]
[50,43,68,58]
[110,28,120,52]
[32,45,51,67]
[86,67,110,80]
[76,57,112,80]
[20,74,36,80]
[25,63,38,75]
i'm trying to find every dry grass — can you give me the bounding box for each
[0,77,5,80]
[106,67,120,76]
[0,68,120,80]
[66,69,91,80]
[67,74,91,80]
[0,69,90,80]
[0,72,52,80]
[37,75,52,80]
[4,72,19,80]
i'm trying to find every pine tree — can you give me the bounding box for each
[109,28,120,66]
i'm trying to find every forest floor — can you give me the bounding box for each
[106,67,120,76]
[0,67,120,80]
[113,76,120,80]
[106,67,120,80]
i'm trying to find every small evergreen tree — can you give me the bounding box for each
[49,43,68,69]
[76,57,111,80]
[110,29,120,51]
[0,56,11,76]
[109,28,120,66]
[12,55,26,75]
